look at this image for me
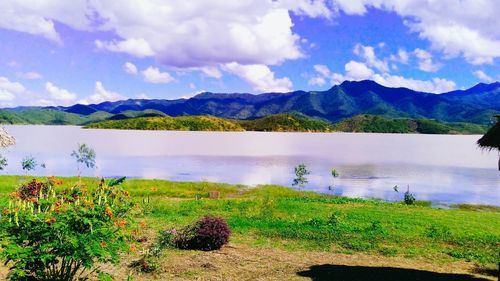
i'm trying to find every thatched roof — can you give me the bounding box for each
[0,126,15,148]
[478,122,500,150]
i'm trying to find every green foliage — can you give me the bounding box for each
[292,164,310,188]
[404,189,416,205]
[85,115,245,131]
[71,143,96,170]
[334,115,488,134]
[0,176,498,267]
[0,155,7,171]
[85,113,335,132]
[239,113,334,132]
[21,156,37,173]
[0,177,133,280]
[329,168,339,190]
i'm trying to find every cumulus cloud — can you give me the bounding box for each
[123,62,138,75]
[79,82,124,105]
[0,77,54,107]
[0,1,334,70]
[473,70,494,83]
[353,44,389,72]
[310,62,456,93]
[331,0,500,65]
[224,63,293,93]
[414,48,441,72]
[390,49,409,64]
[141,67,175,84]
[16,71,42,80]
[44,82,77,104]
[96,39,154,58]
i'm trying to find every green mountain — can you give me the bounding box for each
[84,113,484,134]
[44,80,500,125]
[334,115,487,134]
[85,115,246,131]
[238,113,333,132]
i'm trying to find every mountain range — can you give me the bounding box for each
[3,80,500,125]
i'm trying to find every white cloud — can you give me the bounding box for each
[95,38,154,58]
[141,67,175,84]
[123,62,138,75]
[331,0,500,65]
[79,82,124,105]
[224,63,293,93]
[136,93,149,99]
[0,1,335,69]
[313,64,331,77]
[16,71,42,80]
[353,44,389,72]
[310,62,456,93]
[473,70,494,83]
[199,67,222,79]
[308,76,326,86]
[0,77,50,107]
[44,82,77,104]
[414,48,441,72]
[390,49,409,64]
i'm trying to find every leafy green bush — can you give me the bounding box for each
[0,177,133,281]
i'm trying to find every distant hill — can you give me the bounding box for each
[334,115,487,134]
[83,113,484,134]
[85,115,245,131]
[1,80,500,127]
[239,113,333,132]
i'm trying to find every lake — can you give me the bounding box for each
[1,125,499,206]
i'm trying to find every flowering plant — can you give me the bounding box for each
[0,177,133,281]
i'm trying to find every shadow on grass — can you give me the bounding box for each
[297,264,491,281]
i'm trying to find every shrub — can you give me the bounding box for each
[0,177,133,281]
[0,155,7,170]
[21,156,37,174]
[292,164,310,188]
[174,216,230,251]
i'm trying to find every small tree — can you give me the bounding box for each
[71,143,96,178]
[329,168,339,190]
[394,185,416,205]
[21,156,37,175]
[292,164,310,188]
[0,155,7,171]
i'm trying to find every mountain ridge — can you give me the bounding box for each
[2,80,500,125]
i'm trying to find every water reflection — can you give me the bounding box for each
[1,125,499,206]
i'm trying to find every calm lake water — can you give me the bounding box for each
[1,125,499,206]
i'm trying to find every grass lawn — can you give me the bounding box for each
[0,175,498,280]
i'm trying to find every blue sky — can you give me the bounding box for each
[0,1,499,107]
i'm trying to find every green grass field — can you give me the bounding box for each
[0,175,497,270]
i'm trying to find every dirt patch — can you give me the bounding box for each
[0,243,494,280]
[106,244,495,280]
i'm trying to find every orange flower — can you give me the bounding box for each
[9,192,20,198]
[104,206,113,218]
[139,220,146,228]
[122,191,130,197]
[45,217,56,225]
[129,244,137,253]
[100,241,107,248]
[114,219,127,228]
[54,203,61,213]
[150,187,158,192]
[48,176,63,186]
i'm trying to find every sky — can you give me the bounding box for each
[0,0,499,107]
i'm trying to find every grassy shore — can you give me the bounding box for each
[0,176,498,280]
